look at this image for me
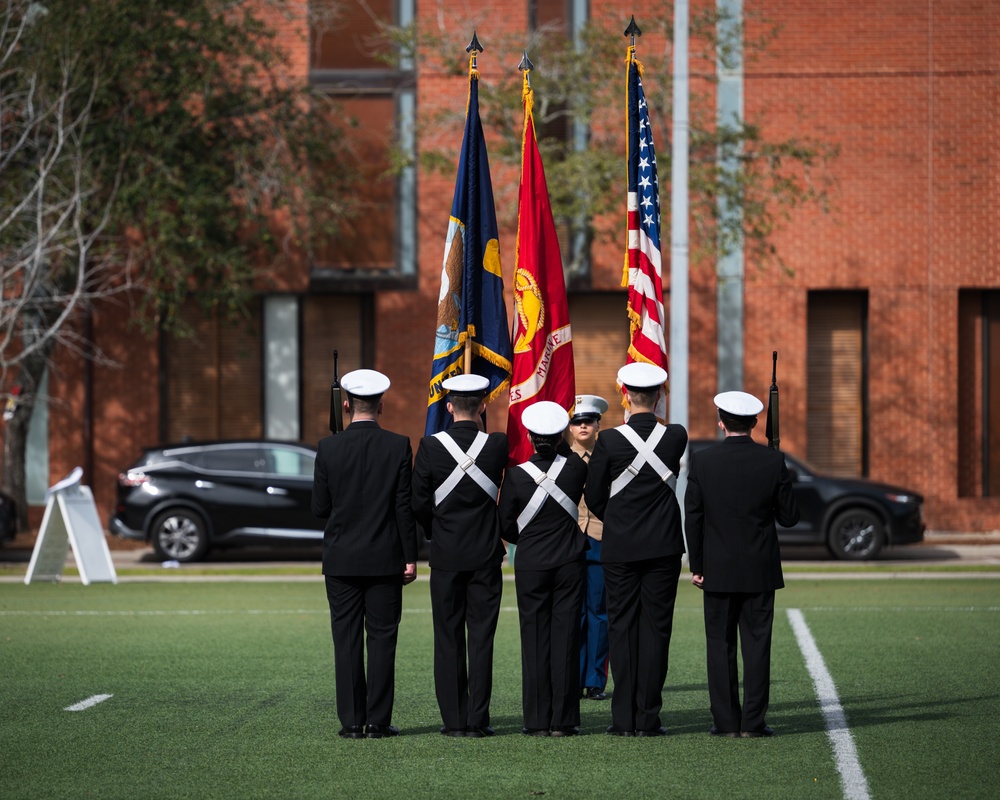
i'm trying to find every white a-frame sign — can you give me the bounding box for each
[25,467,117,585]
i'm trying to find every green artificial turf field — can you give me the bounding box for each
[0,578,996,799]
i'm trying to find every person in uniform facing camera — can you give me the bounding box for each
[584,362,687,737]
[499,400,588,737]
[566,394,611,702]
[311,369,418,740]
[411,374,508,738]
[685,391,799,739]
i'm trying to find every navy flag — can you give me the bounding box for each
[425,58,512,435]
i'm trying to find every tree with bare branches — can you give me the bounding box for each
[0,0,351,526]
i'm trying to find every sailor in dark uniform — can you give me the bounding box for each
[311,369,418,740]
[499,401,587,737]
[685,391,799,738]
[411,374,508,738]
[584,362,687,737]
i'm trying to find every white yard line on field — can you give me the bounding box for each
[787,608,871,800]
[64,694,113,712]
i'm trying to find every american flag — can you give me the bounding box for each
[624,53,668,417]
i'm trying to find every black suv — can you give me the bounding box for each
[111,441,322,562]
[688,440,925,560]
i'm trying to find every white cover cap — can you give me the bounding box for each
[442,373,490,396]
[522,401,570,436]
[571,394,609,421]
[341,369,391,397]
[714,390,764,416]
[617,362,668,390]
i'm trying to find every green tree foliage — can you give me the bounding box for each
[386,3,836,277]
[0,0,350,523]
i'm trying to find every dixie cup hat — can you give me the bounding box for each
[442,373,490,397]
[522,401,571,436]
[617,362,668,391]
[713,390,764,417]
[341,369,391,397]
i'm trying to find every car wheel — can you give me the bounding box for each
[826,508,885,561]
[151,509,210,563]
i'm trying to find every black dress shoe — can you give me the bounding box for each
[440,726,466,737]
[522,727,550,737]
[365,724,400,739]
[549,726,580,738]
[741,726,776,738]
[709,725,739,738]
[584,687,607,700]
[465,726,496,738]
[635,726,668,737]
[605,725,633,737]
[338,725,365,739]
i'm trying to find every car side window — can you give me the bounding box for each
[202,447,267,474]
[266,447,315,477]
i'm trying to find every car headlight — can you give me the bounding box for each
[885,493,914,504]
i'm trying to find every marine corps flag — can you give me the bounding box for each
[425,44,512,436]
[506,63,575,464]
[622,45,668,419]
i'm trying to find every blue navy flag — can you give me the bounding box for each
[425,70,512,435]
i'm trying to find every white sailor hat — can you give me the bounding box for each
[522,401,570,436]
[617,362,668,390]
[442,373,490,397]
[714,390,764,417]
[341,368,391,397]
[570,394,609,422]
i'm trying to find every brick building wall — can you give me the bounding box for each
[34,0,999,533]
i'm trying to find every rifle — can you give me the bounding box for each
[329,350,344,434]
[765,350,780,451]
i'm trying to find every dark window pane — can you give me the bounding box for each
[310,0,396,70]
[312,96,396,270]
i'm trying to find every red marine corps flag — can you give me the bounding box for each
[622,34,668,420]
[506,55,575,464]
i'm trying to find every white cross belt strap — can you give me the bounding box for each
[515,455,578,533]
[432,431,500,506]
[608,423,674,498]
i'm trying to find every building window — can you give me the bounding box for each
[309,0,415,283]
[264,296,301,441]
[958,290,1000,497]
[163,304,263,443]
[807,291,868,477]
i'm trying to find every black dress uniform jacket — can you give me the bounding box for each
[685,435,799,592]
[584,412,687,561]
[312,420,418,574]
[498,451,588,569]
[411,421,508,570]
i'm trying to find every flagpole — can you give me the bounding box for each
[463,32,483,377]
[671,2,691,514]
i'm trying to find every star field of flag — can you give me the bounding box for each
[630,75,661,253]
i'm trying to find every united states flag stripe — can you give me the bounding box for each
[624,51,668,417]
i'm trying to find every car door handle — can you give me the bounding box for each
[267,486,288,496]
[195,480,215,489]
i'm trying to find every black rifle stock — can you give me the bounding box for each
[766,350,780,451]
[329,350,344,433]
